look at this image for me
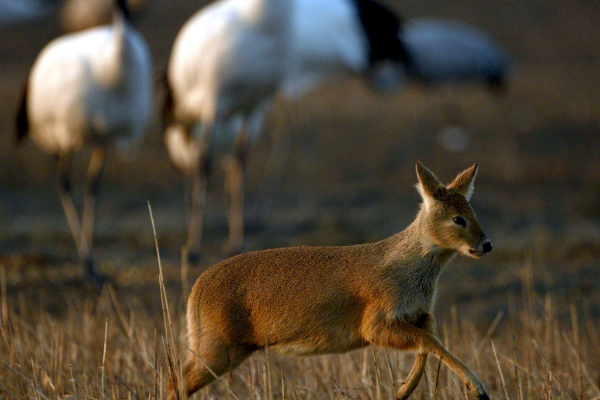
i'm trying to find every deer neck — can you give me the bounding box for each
[368,214,457,320]
[381,212,457,274]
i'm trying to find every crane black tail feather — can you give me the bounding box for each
[16,79,29,144]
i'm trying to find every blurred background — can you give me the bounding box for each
[0,0,599,323]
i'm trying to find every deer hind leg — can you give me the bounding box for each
[168,341,253,400]
[364,318,489,400]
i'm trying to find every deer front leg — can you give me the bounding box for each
[396,352,427,400]
[363,315,489,400]
[395,314,437,400]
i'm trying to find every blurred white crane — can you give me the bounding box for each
[164,0,512,259]
[284,13,512,96]
[402,18,511,88]
[164,0,410,258]
[281,0,410,99]
[16,0,153,284]
[0,0,56,28]
[163,0,294,258]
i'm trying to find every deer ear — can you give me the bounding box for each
[415,162,443,211]
[448,163,478,200]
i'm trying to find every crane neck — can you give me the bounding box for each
[97,11,131,88]
[114,0,132,23]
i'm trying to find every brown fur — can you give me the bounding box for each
[169,162,492,400]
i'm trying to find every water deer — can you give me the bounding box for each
[170,162,493,400]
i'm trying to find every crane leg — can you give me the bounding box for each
[80,146,105,283]
[186,167,208,261]
[224,122,249,256]
[257,100,294,205]
[258,100,317,215]
[56,153,82,252]
[185,125,213,262]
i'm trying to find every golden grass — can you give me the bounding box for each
[1,248,599,400]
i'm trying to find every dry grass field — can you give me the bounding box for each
[1,0,600,398]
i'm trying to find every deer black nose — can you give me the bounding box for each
[483,240,493,253]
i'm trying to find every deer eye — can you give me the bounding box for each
[453,216,467,228]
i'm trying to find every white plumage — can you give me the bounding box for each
[281,0,370,99]
[282,8,513,99]
[17,0,153,282]
[403,18,512,87]
[166,1,288,128]
[164,0,292,257]
[0,0,55,28]
[27,23,152,154]
[283,0,410,98]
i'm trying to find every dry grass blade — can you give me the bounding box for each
[371,347,382,400]
[115,374,140,400]
[433,355,442,400]
[101,318,109,399]
[107,285,132,335]
[69,365,76,398]
[570,305,584,400]
[280,367,285,400]
[147,202,175,346]
[384,350,397,395]
[512,335,522,400]
[162,336,180,400]
[148,201,183,400]
[492,340,510,400]
[0,317,14,366]
[534,343,578,400]
[266,338,273,400]
[423,368,433,400]
[4,364,50,400]
[153,327,158,400]
[180,249,190,303]
[562,332,600,398]
[472,311,504,360]
[1,264,7,324]
[30,358,41,400]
